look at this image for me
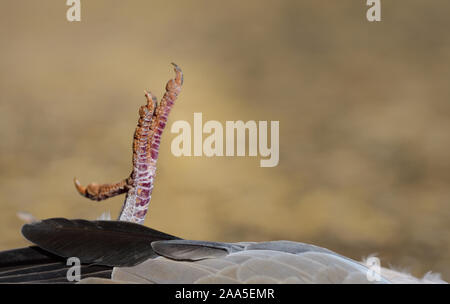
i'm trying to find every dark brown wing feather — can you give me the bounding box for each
[21,218,181,267]
[0,218,181,283]
[0,246,112,283]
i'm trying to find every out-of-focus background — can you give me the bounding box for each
[0,0,449,280]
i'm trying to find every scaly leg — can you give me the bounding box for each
[74,64,182,225]
[118,64,183,223]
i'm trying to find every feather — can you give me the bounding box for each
[21,218,180,267]
[0,246,112,283]
[110,245,398,284]
[1,218,444,284]
[16,211,38,224]
[112,256,215,284]
[77,277,126,284]
[243,240,336,255]
[0,246,58,269]
[151,240,243,261]
[194,274,241,284]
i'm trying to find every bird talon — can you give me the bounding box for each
[74,178,87,196]
[75,64,183,224]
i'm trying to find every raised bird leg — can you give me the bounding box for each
[118,63,183,223]
[74,63,183,225]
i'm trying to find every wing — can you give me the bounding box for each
[111,240,447,284]
[111,240,392,284]
[21,218,180,267]
[2,218,444,284]
[0,218,180,283]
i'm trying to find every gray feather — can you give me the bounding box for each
[151,240,244,261]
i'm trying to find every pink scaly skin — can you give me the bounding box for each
[74,63,183,224]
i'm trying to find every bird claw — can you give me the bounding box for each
[73,177,129,201]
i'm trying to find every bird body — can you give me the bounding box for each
[0,218,445,284]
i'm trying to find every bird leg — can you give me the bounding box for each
[74,89,157,203]
[118,63,183,223]
[74,63,183,225]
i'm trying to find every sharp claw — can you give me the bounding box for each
[170,63,183,86]
[74,177,87,195]
[144,90,157,111]
[144,90,151,103]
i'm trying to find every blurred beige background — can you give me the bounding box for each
[1,1,449,280]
